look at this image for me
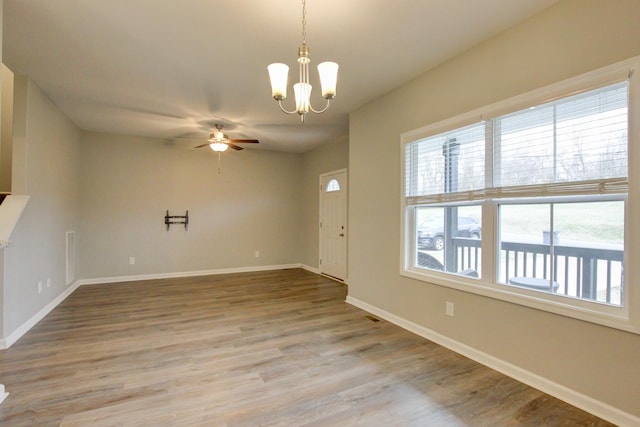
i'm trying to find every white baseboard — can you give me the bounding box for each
[345,295,639,427]
[1,281,81,350]
[78,263,303,286]
[300,264,320,274]
[0,384,8,406]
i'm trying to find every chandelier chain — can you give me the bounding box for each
[301,0,307,44]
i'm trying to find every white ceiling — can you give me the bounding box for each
[3,0,559,153]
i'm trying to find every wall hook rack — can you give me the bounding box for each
[165,210,189,231]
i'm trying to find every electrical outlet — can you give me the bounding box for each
[38,281,43,294]
[446,301,454,317]
[255,250,260,258]
[129,257,135,265]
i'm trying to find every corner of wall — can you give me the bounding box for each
[0,194,29,244]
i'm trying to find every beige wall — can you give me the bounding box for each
[0,64,13,193]
[0,0,4,344]
[348,0,640,419]
[78,133,303,279]
[4,77,81,334]
[300,137,349,269]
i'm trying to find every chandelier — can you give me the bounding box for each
[267,0,338,122]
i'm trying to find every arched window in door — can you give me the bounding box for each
[326,179,340,192]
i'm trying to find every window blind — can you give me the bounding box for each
[405,122,485,201]
[493,81,628,192]
[404,81,628,205]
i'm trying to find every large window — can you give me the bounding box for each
[405,122,485,276]
[401,58,638,331]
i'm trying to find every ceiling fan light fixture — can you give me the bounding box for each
[209,142,228,152]
[267,0,337,122]
[194,124,259,155]
[209,130,225,142]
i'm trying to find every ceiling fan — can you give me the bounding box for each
[195,124,259,152]
[193,124,259,173]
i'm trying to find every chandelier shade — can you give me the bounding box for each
[317,61,338,98]
[294,82,311,114]
[267,63,289,99]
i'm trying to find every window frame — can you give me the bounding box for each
[400,56,640,333]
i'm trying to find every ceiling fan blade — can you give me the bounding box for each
[227,143,243,150]
[228,139,259,144]
[194,143,211,148]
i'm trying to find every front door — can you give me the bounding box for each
[319,169,347,281]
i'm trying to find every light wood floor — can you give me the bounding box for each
[0,269,614,426]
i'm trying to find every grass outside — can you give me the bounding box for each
[501,201,624,246]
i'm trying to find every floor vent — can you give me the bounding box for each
[364,315,380,322]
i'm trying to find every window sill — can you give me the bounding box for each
[401,267,636,334]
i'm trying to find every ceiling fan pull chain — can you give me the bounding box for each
[217,152,222,173]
